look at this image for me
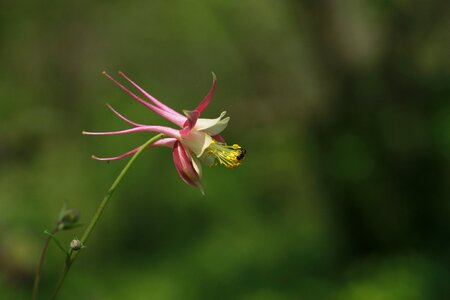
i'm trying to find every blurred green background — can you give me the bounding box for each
[1,0,450,299]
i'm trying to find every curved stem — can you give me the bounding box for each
[51,134,164,299]
[32,225,60,300]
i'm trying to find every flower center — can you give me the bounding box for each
[204,140,246,168]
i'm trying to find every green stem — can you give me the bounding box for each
[32,225,60,300]
[50,134,164,299]
[44,231,70,256]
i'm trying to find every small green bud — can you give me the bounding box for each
[58,209,80,230]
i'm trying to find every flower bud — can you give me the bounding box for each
[58,209,81,230]
[70,239,83,251]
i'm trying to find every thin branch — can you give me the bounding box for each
[50,134,164,299]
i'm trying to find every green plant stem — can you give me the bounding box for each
[44,231,70,256]
[50,134,164,299]
[32,225,60,300]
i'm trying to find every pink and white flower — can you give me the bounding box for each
[83,71,245,194]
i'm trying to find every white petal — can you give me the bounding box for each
[194,111,230,136]
[181,130,212,157]
[190,154,203,178]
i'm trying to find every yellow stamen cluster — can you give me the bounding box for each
[205,140,246,168]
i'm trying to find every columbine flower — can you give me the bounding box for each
[83,71,245,194]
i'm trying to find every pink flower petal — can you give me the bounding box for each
[180,110,200,136]
[103,71,186,127]
[212,134,225,143]
[194,72,217,114]
[82,125,181,139]
[106,103,145,127]
[172,141,204,194]
[118,71,183,118]
[92,138,176,161]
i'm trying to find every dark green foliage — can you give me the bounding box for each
[1,0,449,299]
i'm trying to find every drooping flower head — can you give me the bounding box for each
[83,71,245,194]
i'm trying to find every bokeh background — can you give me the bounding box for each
[1,0,449,299]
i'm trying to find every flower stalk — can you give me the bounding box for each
[32,225,59,300]
[50,133,164,299]
[32,205,81,300]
